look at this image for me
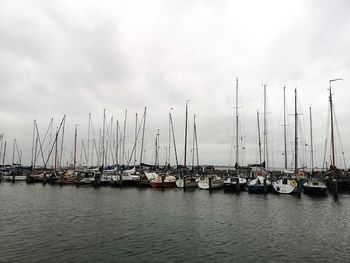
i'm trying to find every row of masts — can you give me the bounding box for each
[0,79,344,172]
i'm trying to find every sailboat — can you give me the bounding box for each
[324,79,350,192]
[223,78,247,192]
[303,99,327,195]
[247,85,271,193]
[198,174,224,190]
[273,87,297,194]
[176,104,199,189]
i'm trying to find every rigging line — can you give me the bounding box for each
[35,118,53,162]
[333,109,347,170]
[322,105,331,170]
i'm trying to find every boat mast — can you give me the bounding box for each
[122,110,127,166]
[309,106,314,174]
[0,133,3,164]
[257,111,262,169]
[116,120,119,168]
[294,88,298,173]
[31,120,36,168]
[101,109,106,169]
[168,109,171,167]
[194,115,199,170]
[87,113,91,166]
[12,139,16,165]
[155,129,160,168]
[169,110,179,167]
[192,114,195,171]
[2,141,7,167]
[235,78,239,175]
[73,124,78,170]
[59,115,66,168]
[134,113,138,166]
[139,107,146,166]
[263,84,268,170]
[283,86,288,170]
[184,100,189,169]
[54,128,58,170]
[329,78,342,169]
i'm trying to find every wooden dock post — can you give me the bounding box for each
[235,177,240,192]
[119,174,123,188]
[26,174,31,184]
[60,172,64,187]
[263,178,267,194]
[209,177,212,191]
[297,179,302,198]
[183,175,186,189]
[334,179,339,200]
[161,175,165,188]
[94,173,101,187]
[43,173,47,185]
[139,175,143,187]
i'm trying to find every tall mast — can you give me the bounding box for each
[73,124,78,169]
[140,107,146,165]
[12,139,16,165]
[87,113,91,166]
[155,129,160,167]
[168,109,171,166]
[328,78,343,168]
[169,110,179,167]
[283,86,288,170]
[194,115,199,169]
[116,120,119,167]
[134,113,138,166]
[294,88,298,173]
[101,109,106,169]
[192,114,195,170]
[122,110,127,165]
[257,111,262,168]
[54,128,58,171]
[2,141,7,167]
[184,100,189,168]
[59,115,66,167]
[235,78,239,174]
[309,106,314,174]
[0,133,3,163]
[31,120,36,168]
[329,82,335,168]
[263,84,268,170]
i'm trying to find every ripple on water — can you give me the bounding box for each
[0,183,350,263]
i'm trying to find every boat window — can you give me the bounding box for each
[282,178,288,184]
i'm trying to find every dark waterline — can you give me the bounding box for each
[1,183,350,263]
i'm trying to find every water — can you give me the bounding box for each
[1,183,350,263]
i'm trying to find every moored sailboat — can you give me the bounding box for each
[223,79,247,192]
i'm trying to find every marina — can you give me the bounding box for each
[1,1,350,262]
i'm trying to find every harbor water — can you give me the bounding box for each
[1,182,350,262]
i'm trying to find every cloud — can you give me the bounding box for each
[1,0,350,169]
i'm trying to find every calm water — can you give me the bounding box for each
[1,182,350,263]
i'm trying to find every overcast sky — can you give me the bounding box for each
[1,0,350,169]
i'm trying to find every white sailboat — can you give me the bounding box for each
[198,174,223,190]
[273,87,297,194]
[223,78,247,192]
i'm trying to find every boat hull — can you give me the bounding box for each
[223,177,247,192]
[247,176,272,193]
[198,176,223,190]
[176,178,198,188]
[272,179,297,194]
[150,181,176,188]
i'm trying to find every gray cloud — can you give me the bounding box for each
[1,0,350,169]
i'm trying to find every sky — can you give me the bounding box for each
[0,0,350,169]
